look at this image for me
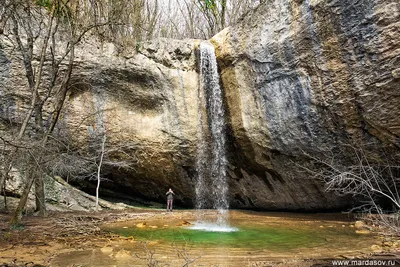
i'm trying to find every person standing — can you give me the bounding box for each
[166,188,175,212]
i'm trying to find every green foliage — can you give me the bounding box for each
[1,231,12,241]
[135,41,141,52]
[9,223,24,231]
[35,0,53,10]
[203,0,216,10]
[34,0,73,19]
[201,0,216,10]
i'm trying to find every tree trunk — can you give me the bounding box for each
[35,173,46,217]
[96,134,106,211]
[0,170,7,203]
[220,0,226,29]
[10,167,36,226]
[1,4,56,196]
[2,178,6,210]
[15,6,55,140]
[34,103,44,130]
[9,4,56,223]
[0,152,15,201]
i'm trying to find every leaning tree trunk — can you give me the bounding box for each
[0,157,13,204]
[2,178,6,210]
[2,3,56,210]
[10,167,36,226]
[35,173,46,216]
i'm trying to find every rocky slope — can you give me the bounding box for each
[1,0,399,210]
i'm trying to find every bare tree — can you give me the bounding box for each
[135,241,166,267]
[1,0,58,219]
[300,143,400,234]
[1,0,121,225]
[194,0,227,37]
[173,241,202,267]
[66,0,262,42]
[134,239,202,267]
[95,134,106,212]
[43,120,137,210]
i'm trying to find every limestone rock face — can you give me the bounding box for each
[0,38,199,206]
[211,0,400,209]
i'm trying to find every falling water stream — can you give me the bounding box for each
[194,42,235,231]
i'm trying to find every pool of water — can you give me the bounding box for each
[105,211,372,250]
[51,210,378,267]
[108,220,333,250]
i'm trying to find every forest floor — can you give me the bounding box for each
[0,208,399,267]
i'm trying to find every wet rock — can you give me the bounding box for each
[355,229,371,234]
[136,222,147,228]
[354,221,368,230]
[371,244,383,253]
[177,220,193,226]
[114,249,132,259]
[383,241,393,247]
[125,236,135,241]
[101,246,114,254]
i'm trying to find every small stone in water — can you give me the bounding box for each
[136,222,147,228]
[355,221,368,230]
[100,247,113,254]
[178,221,192,226]
[371,244,382,253]
[355,229,371,234]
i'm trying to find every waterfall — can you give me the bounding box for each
[195,42,231,228]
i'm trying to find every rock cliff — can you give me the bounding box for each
[0,38,200,206]
[1,0,399,210]
[211,0,400,209]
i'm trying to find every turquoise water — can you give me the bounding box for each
[51,212,377,267]
[112,226,324,250]
[104,215,367,251]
